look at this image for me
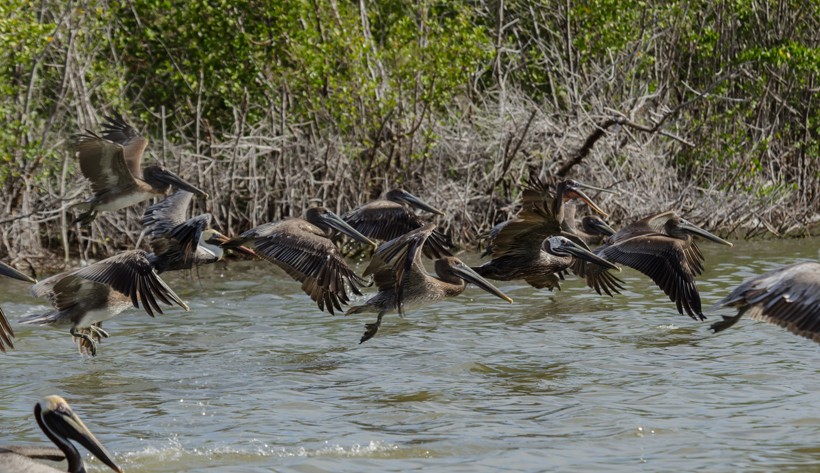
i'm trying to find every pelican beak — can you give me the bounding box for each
[397,191,445,216]
[586,218,616,237]
[559,239,621,272]
[563,184,609,217]
[320,210,379,249]
[157,170,209,198]
[0,261,36,283]
[207,232,257,257]
[43,404,123,473]
[450,260,514,303]
[678,221,733,247]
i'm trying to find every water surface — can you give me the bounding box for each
[1,238,818,472]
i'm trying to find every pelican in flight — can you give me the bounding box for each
[141,190,255,273]
[71,113,206,225]
[348,224,513,343]
[343,188,455,258]
[476,177,623,295]
[226,207,377,314]
[563,200,616,245]
[578,211,733,320]
[710,261,820,343]
[0,261,37,352]
[19,250,189,356]
[0,395,123,473]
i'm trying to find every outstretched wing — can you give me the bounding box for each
[101,112,149,176]
[250,220,369,314]
[142,190,196,239]
[73,132,136,195]
[344,202,453,258]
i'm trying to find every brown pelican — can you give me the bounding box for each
[476,177,624,295]
[0,395,123,473]
[579,211,733,320]
[710,262,820,343]
[141,190,255,273]
[19,250,189,356]
[226,207,377,315]
[563,200,616,245]
[0,261,37,352]
[343,189,455,258]
[71,113,206,225]
[347,224,513,343]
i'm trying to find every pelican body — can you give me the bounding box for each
[580,211,733,320]
[710,262,820,343]
[0,395,123,473]
[228,207,377,314]
[347,224,513,343]
[141,190,254,273]
[0,261,37,352]
[72,113,206,225]
[19,250,189,355]
[478,177,623,294]
[343,188,455,258]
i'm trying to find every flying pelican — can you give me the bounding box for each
[476,177,624,295]
[347,224,513,343]
[578,211,733,320]
[19,250,189,356]
[71,113,206,225]
[141,190,255,273]
[710,261,820,343]
[343,189,455,258]
[225,207,377,315]
[0,395,123,473]
[0,261,37,352]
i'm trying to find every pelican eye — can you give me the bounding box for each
[56,403,70,414]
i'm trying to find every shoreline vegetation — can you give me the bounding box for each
[2,1,818,273]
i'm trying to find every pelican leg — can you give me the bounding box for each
[70,327,99,356]
[88,323,109,340]
[360,312,386,344]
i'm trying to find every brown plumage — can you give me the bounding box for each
[229,207,377,314]
[343,189,455,258]
[711,261,820,343]
[348,224,513,343]
[579,211,733,320]
[20,250,189,356]
[477,177,624,294]
[71,113,206,224]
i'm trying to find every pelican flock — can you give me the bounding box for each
[0,111,816,469]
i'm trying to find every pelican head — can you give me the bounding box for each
[385,189,445,216]
[142,166,208,198]
[436,256,514,303]
[0,261,36,283]
[35,395,123,473]
[544,236,621,272]
[557,180,615,217]
[306,207,378,248]
[581,216,616,237]
[665,215,733,247]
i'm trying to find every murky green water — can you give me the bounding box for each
[1,237,818,472]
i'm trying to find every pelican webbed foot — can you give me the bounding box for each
[71,209,98,226]
[360,313,385,344]
[71,324,108,356]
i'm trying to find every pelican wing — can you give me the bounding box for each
[0,446,66,461]
[486,206,561,261]
[716,262,820,342]
[149,214,212,272]
[74,132,136,195]
[595,234,704,319]
[55,250,188,317]
[0,307,13,352]
[344,202,452,258]
[142,190,196,238]
[250,220,368,314]
[101,112,149,176]
[363,224,433,315]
